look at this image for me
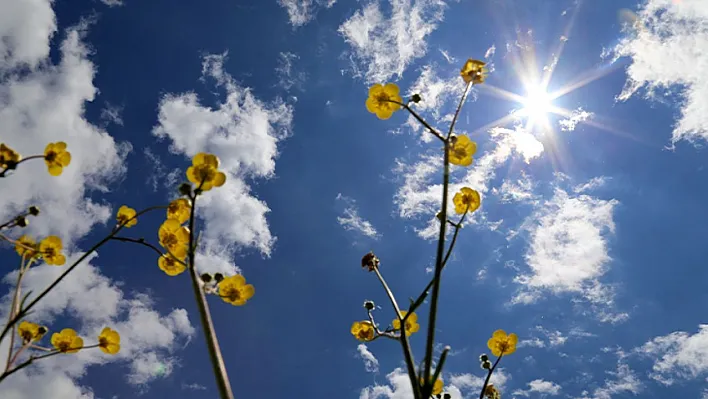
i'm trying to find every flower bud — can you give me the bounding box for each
[443,394,451,399]
[200,273,213,283]
[214,273,224,282]
[411,94,422,103]
[178,183,192,196]
[37,326,47,335]
[16,217,28,228]
[482,360,492,369]
[361,251,380,272]
[479,354,489,362]
[363,300,375,311]
[28,206,40,216]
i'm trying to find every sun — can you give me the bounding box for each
[520,85,552,121]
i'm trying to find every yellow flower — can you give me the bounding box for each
[167,198,191,224]
[392,311,420,336]
[158,219,190,259]
[487,329,518,357]
[98,327,121,355]
[453,187,481,214]
[0,143,21,169]
[39,236,66,266]
[15,235,39,259]
[51,328,83,353]
[420,378,444,396]
[449,135,477,166]
[218,274,255,306]
[186,153,226,191]
[116,205,137,227]
[43,142,72,176]
[365,83,403,120]
[460,59,488,85]
[350,321,375,342]
[158,254,186,276]
[18,321,47,343]
[484,384,501,399]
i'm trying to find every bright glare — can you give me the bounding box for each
[521,85,552,120]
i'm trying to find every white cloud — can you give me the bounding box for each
[493,172,537,204]
[393,125,544,236]
[339,0,448,83]
[573,176,608,194]
[0,22,129,246]
[153,51,293,274]
[513,379,562,397]
[406,65,463,121]
[513,185,618,305]
[100,103,124,126]
[637,324,708,385]
[99,0,124,6]
[336,194,381,239]
[278,0,336,27]
[357,344,379,373]
[360,368,464,399]
[275,52,306,91]
[611,0,708,144]
[449,368,511,393]
[558,108,593,132]
[577,363,641,399]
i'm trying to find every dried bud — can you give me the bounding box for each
[479,354,489,362]
[361,251,380,272]
[178,183,192,196]
[363,300,375,311]
[213,273,224,282]
[411,94,422,103]
[200,273,213,283]
[16,217,28,228]
[28,206,40,216]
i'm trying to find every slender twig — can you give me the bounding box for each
[430,346,450,390]
[0,206,165,347]
[186,189,234,399]
[366,310,398,341]
[0,155,46,178]
[479,354,503,399]
[373,267,421,399]
[422,82,472,397]
[4,257,26,371]
[0,344,100,384]
[110,236,188,267]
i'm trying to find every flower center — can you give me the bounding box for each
[195,165,215,182]
[45,151,57,162]
[99,337,108,348]
[163,234,178,247]
[453,147,468,158]
[58,340,71,352]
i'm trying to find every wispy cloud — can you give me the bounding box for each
[513,379,562,397]
[336,194,380,239]
[143,147,181,192]
[153,51,293,274]
[275,52,306,92]
[339,0,448,83]
[611,0,708,144]
[357,344,380,373]
[278,0,336,27]
[637,324,708,385]
[577,363,642,399]
[558,107,593,132]
[450,368,511,392]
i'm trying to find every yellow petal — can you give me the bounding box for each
[376,110,393,120]
[193,153,208,165]
[48,164,63,176]
[55,142,67,151]
[213,172,226,187]
[492,329,507,340]
[368,84,384,96]
[241,284,255,300]
[59,151,71,166]
[384,83,400,96]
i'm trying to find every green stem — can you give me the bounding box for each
[373,267,421,399]
[187,192,234,399]
[479,354,503,399]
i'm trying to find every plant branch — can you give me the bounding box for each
[479,354,503,399]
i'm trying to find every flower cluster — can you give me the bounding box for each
[16,321,120,356]
[0,141,72,177]
[15,234,66,265]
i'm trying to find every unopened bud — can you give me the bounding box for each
[200,273,212,283]
[411,94,422,103]
[37,326,47,335]
[363,300,375,311]
[479,354,489,362]
[28,206,40,216]
[16,217,28,228]
[361,251,380,272]
[482,360,492,370]
[214,273,224,282]
[178,183,192,196]
[443,394,451,399]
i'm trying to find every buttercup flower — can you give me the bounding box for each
[39,236,66,266]
[167,198,191,224]
[453,187,481,214]
[18,321,47,343]
[420,378,444,396]
[98,327,121,355]
[186,153,226,191]
[484,384,500,399]
[218,275,255,306]
[0,143,21,169]
[392,311,420,336]
[51,328,83,353]
[116,205,137,227]
[15,235,39,259]
[158,254,186,276]
[44,142,72,176]
[487,329,518,356]
[365,83,403,120]
[448,135,477,166]
[460,59,488,85]
[158,219,190,259]
[350,321,375,342]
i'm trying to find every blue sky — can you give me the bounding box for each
[2,0,708,398]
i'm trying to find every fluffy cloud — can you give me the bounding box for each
[153,51,293,274]
[558,108,593,132]
[612,0,708,144]
[278,0,336,27]
[513,379,562,397]
[339,0,448,83]
[360,368,464,399]
[336,194,380,239]
[449,368,511,393]
[512,185,618,305]
[356,344,379,373]
[577,363,642,399]
[637,324,708,385]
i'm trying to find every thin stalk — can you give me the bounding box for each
[4,257,26,371]
[187,192,234,399]
[373,267,421,399]
[479,354,503,399]
[422,82,472,395]
[0,155,45,178]
[0,344,100,384]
